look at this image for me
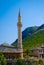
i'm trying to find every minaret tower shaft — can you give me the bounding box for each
[17,9,23,59]
[17,10,22,49]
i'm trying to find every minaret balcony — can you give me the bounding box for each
[17,22,22,27]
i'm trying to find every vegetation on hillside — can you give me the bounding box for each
[12,24,44,50]
[12,26,38,45]
[23,29,44,50]
[15,59,44,65]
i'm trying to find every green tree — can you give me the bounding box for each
[25,49,30,58]
[16,58,26,65]
[39,60,44,65]
[0,53,6,65]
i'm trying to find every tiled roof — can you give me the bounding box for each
[0,43,23,53]
[30,44,44,50]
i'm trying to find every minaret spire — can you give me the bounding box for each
[17,9,23,59]
[18,8,21,17]
[18,9,21,23]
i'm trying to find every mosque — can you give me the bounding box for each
[0,10,23,59]
[0,10,44,60]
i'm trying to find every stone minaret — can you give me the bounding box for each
[17,10,23,59]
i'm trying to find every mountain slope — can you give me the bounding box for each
[22,26,38,39]
[23,29,44,49]
[37,24,44,30]
[12,24,44,50]
[12,26,38,45]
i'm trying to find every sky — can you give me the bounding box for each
[0,0,44,44]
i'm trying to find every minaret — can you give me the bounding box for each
[17,9,23,59]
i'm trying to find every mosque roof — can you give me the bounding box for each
[0,42,23,53]
[0,42,15,48]
[1,42,10,46]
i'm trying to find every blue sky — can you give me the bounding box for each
[0,0,44,44]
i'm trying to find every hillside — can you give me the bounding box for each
[12,26,38,44]
[12,24,44,50]
[37,24,44,30]
[23,29,44,49]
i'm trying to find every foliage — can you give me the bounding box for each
[16,58,26,65]
[23,29,44,50]
[31,61,39,65]
[0,53,6,65]
[24,49,30,58]
[39,60,44,65]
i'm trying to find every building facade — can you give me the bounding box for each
[30,44,44,58]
